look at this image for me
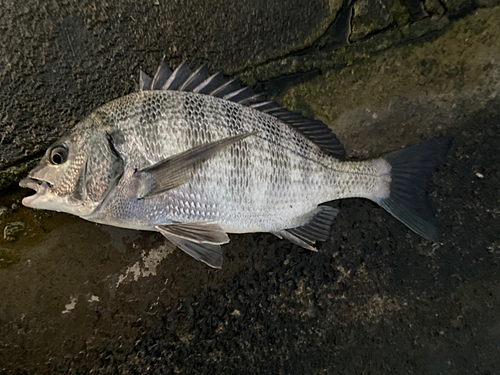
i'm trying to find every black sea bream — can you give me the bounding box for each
[19,60,452,268]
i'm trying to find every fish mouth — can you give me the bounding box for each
[19,177,52,207]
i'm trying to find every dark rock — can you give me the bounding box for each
[0,206,7,219]
[425,0,446,14]
[3,221,26,242]
[441,0,473,12]
[404,0,429,20]
[350,0,408,42]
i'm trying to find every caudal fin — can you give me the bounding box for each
[377,137,452,242]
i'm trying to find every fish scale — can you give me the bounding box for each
[87,90,377,234]
[20,59,451,268]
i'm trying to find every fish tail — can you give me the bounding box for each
[375,137,452,242]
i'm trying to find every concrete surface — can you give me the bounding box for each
[1,0,500,373]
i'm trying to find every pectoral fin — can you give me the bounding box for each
[156,222,229,268]
[134,131,257,199]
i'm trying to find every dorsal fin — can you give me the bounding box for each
[139,70,152,91]
[210,77,240,98]
[138,60,345,158]
[193,72,226,94]
[179,64,210,92]
[162,61,193,90]
[151,59,172,90]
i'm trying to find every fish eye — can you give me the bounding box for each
[49,145,69,165]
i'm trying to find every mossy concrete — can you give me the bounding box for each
[277,6,500,156]
[0,159,39,191]
[238,13,452,85]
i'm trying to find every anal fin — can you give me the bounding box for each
[273,206,339,251]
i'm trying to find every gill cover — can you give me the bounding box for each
[78,130,125,212]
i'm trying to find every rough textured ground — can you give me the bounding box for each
[1,0,500,374]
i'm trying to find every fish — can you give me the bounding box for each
[19,59,452,268]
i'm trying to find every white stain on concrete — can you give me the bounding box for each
[62,296,77,314]
[116,244,175,288]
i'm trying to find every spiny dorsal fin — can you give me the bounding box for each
[238,92,267,106]
[193,72,226,94]
[138,60,345,158]
[162,61,193,90]
[139,70,152,91]
[210,77,240,98]
[179,64,210,92]
[151,59,172,90]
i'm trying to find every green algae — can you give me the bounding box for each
[0,158,40,191]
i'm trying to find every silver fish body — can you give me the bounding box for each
[20,60,451,268]
[86,90,385,232]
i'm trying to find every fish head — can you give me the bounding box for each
[19,120,97,216]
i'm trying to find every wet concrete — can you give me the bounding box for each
[1,0,500,374]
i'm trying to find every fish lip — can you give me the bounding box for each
[19,177,52,207]
[19,177,53,189]
[19,177,41,191]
